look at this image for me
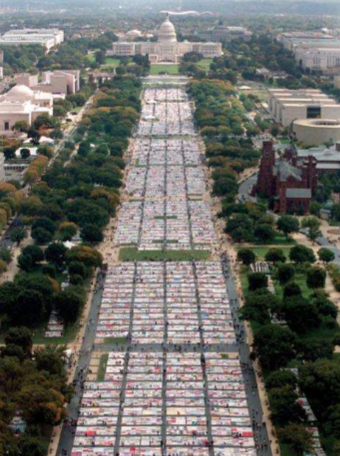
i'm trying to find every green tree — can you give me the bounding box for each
[302,216,321,242]
[19,434,47,456]
[269,387,307,426]
[0,247,12,264]
[240,290,281,324]
[254,224,276,243]
[307,267,326,289]
[296,338,333,362]
[289,245,316,264]
[22,245,44,264]
[12,120,29,133]
[283,296,321,333]
[10,289,45,327]
[276,263,295,285]
[68,261,88,279]
[299,359,340,415]
[80,224,104,244]
[32,217,56,235]
[44,242,67,269]
[277,215,299,238]
[65,245,103,268]
[35,345,66,377]
[10,227,27,245]
[32,227,53,245]
[53,290,84,325]
[278,424,313,455]
[265,248,286,264]
[309,201,321,217]
[318,247,335,264]
[266,370,297,391]
[283,282,302,298]
[248,272,268,291]
[237,248,256,266]
[4,327,33,357]
[253,324,296,370]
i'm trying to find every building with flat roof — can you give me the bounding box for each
[0,29,64,50]
[277,31,340,73]
[268,89,340,127]
[295,46,340,72]
[197,25,252,43]
[277,31,337,51]
[15,70,80,96]
[0,85,53,134]
[109,15,222,63]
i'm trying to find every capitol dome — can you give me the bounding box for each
[158,15,177,43]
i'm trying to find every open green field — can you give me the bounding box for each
[97,354,108,381]
[150,64,179,75]
[242,245,292,261]
[119,248,210,262]
[197,58,213,71]
[102,57,122,69]
[87,53,96,63]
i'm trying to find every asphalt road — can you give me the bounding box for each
[221,253,272,456]
[56,270,106,456]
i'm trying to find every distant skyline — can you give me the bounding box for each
[0,0,340,17]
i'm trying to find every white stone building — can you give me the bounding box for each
[108,15,222,63]
[0,85,53,134]
[268,89,340,127]
[295,46,340,72]
[0,29,64,50]
[16,70,80,96]
[277,31,340,73]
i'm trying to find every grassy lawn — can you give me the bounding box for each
[252,234,295,246]
[20,266,67,286]
[101,57,122,70]
[150,64,179,75]
[87,53,96,63]
[97,354,108,381]
[32,321,80,345]
[197,58,213,71]
[104,337,126,344]
[119,248,210,262]
[273,272,310,299]
[246,246,292,261]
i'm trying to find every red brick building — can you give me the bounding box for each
[256,141,317,214]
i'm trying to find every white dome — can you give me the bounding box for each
[158,15,177,43]
[7,85,34,100]
[127,29,142,36]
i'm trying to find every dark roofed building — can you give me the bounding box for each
[256,141,317,214]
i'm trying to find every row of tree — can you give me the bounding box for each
[0,326,72,456]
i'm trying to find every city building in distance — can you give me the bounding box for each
[15,70,80,97]
[278,31,340,73]
[197,25,252,43]
[108,15,222,63]
[268,88,340,127]
[0,85,53,134]
[0,29,64,50]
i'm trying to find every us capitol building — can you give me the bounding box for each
[108,15,223,63]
